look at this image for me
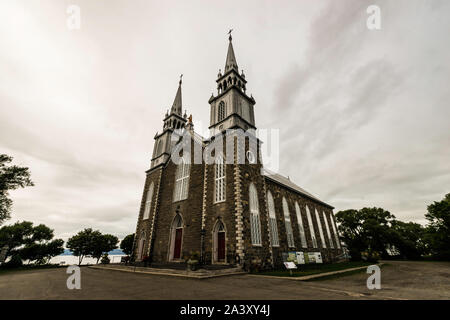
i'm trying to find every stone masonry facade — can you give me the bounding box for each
[132,34,342,269]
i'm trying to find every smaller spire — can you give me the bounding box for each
[170,75,183,116]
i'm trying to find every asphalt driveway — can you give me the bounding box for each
[0,261,449,299]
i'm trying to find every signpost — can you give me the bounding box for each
[283,261,297,276]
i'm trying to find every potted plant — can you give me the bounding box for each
[187,251,200,271]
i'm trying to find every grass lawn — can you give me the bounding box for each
[306,263,390,281]
[254,261,374,277]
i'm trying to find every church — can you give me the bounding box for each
[132,34,342,270]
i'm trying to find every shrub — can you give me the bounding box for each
[5,255,23,268]
[100,253,110,264]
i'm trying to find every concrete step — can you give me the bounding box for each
[89,264,246,279]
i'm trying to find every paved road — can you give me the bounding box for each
[0,261,449,299]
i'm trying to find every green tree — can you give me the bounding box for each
[391,221,428,260]
[67,229,119,265]
[0,221,34,261]
[120,233,135,255]
[66,228,101,265]
[43,239,65,263]
[425,193,450,260]
[336,207,397,261]
[20,239,65,264]
[91,233,119,264]
[0,154,34,225]
[0,221,64,265]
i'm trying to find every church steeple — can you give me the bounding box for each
[208,32,256,135]
[224,34,238,72]
[170,75,183,116]
[151,76,187,169]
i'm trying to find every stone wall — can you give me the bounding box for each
[265,179,342,267]
[133,133,341,268]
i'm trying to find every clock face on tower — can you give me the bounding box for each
[246,150,255,164]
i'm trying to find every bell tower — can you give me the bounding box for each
[150,77,187,169]
[208,33,256,136]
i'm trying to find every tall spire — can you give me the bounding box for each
[224,31,238,72]
[170,75,183,115]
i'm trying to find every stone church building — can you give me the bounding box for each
[132,35,342,269]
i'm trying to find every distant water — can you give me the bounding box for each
[50,254,125,265]
[60,249,125,256]
[50,250,126,266]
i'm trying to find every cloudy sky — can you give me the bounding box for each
[1,0,449,242]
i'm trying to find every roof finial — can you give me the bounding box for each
[179,74,183,85]
[228,28,233,41]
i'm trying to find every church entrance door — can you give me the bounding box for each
[173,228,182,259]
[217,231,225,262]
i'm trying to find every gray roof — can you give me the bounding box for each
[262,168,333,209]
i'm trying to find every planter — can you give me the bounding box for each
[187,259,199,271]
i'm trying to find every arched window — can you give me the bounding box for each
[249,183,261,245]
[322,209,334,249]
[267,191,279,246]
[157,140,163,155]
[214,154,225,202]
[173,214,183,228]
[330,212,341,249]
[295,202,307,248]
[314,208,327,248]
[282,198,295,248]
[174,158,190,202]
[215,220,225,232]
[143,182,154,220]
[306,205,318,248]
[137,230,146,260]
[218,101,226,122]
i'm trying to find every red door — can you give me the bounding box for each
[218,232,225,261]
[173,228,182,259]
